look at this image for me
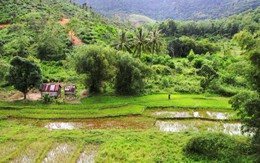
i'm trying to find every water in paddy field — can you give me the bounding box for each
[155,120,253,136]
[43,117,153,130]
[77,148,98,163]
[44,122,76,130]
[153,111,235,120]
[43,144,77,163]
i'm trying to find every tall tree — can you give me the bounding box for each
[113,30,132,53]
[230,30,260,160]
[148,29,163,54]
[73,45,116,93]
[133,27,148,58]
[115,53,150,95]
[6,56,42,99]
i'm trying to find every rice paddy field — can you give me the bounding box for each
[0,94,257,162]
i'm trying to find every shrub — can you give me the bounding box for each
[185,133,251,161]
[42,93,53,103]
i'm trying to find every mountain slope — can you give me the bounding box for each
[73,0,260,20]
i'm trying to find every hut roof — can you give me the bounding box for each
[64,85,76,92]
[41,83,62,92]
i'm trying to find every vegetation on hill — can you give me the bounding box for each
[0,0,260,162]
[73,0,260,21]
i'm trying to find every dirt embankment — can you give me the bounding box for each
[0,23,10,28]
[59,18,83,46]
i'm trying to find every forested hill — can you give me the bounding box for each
[73,0,260,20]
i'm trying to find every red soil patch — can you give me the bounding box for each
[69,30,83,46]
[59,18,83,46]
[59,18,70,25]
[0,23,10,28]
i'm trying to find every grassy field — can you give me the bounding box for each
[0,94,256,162]
[0,94,231,120]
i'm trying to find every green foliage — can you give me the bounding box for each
[73,45,116,93]
[229,91,260,153]
[233,30,255,50]
[133,27,148,58]
[197,64,218,90]
[76,0,260,21]
[113,30,132,53]
[0,59,10,84]
[231,25,260,160]
[6,56,42,99]
[42,93,53,103]
[36,23,69,61]
[185,133,251,161]
[159,8,260,38]
[115,53,150,95]
[167,37,219,58]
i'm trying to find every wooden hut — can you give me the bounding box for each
[40,83,62,98]
[64,85,77,97]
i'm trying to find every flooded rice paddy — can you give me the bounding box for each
[152,110,236,120]
[155,120,252,136]
[40,110,249,137]
[77,146,99,163]
[43,144,77,163]
[43,117,153,130]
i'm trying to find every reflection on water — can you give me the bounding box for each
[153,111,235,120]
[45,122,76,130]
[206,112,233,120]
[156,120,252,136]
[43,144,76,163]
[77,149,98,163]
[154,111,191,118]
[156,121,189,132]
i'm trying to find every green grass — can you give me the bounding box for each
[0,91,255,162]
[0,120,255,162]
[0,94,231,119]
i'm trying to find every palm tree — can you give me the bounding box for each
[148,29,163,54]
[133,27,148,58]
[113,30,132,53]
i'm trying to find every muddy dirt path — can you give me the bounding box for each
[0,23,10,28]
[59,18,83,46]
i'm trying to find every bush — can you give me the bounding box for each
[151,65,173,75]
[192,58,204,69]
[208,80,241,96]
[42,93,53,103]
[185,133,251,161]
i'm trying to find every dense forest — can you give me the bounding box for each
[0,0,260,162]
[73,0,260,20]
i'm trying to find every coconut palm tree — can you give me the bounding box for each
[113,30,132,53]
[133,27,148,58]
[148,29,163,54]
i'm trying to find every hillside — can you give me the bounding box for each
[0,0,260,162]
[73,0,260,20]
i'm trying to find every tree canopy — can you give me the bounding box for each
[6,56,42,99]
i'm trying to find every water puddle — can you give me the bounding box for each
[156,120,251,136]
[77,146,99,163]
[152,111,235,120]
[43,144,76,163]
[206,111,233,120]
[44,122,76,130]
[154,111,192,118]
[156,121,197,132]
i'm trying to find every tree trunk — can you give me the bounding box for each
[23,93,26,99]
